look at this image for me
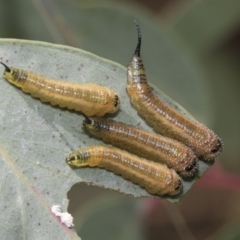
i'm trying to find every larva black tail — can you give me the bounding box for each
[133,20,141,57]
[81,112,92,125]
[0,62,11,72]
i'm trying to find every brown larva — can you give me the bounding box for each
[66,145,183,196]
[1,62,120,117]
[127,21,223,161]
[83,116,198,178]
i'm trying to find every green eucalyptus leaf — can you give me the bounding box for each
[0,37,213,240]
[0,39,209,203]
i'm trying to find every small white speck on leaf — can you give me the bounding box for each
[51,205,62,217]
[51,204,74,228]
[60,212,74,228]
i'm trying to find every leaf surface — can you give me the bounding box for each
[0,39,209,203]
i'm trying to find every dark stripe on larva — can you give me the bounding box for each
[127,21,223,161]
[66,145,183,196]
[83,116,198,177]
[1,62,120,117]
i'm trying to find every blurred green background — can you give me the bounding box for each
[1,0,240,239]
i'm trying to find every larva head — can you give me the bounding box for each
[208,138,223,160]
[175,179,183,195]
[183,157,199,178]
[191,124,223,161]
[169,178,183,196]
[110,94,120,113]
[202,136,223,161]
[66,149,90,167]
[1,62,16,84]
[156,168,183,196]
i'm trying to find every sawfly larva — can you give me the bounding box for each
[127,21,223,161]
[66,145,183,196]
[83,116,198,177]
[1,62,120,117]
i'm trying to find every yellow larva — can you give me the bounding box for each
[127,21,223,161]
[83,116,198,178]
[1,63,120,117]
[66,145,183,196]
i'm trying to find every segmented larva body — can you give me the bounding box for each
[66,145,183,196]
[127,21,223,161]
[83,116,198,177]
[1,63,120,117]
